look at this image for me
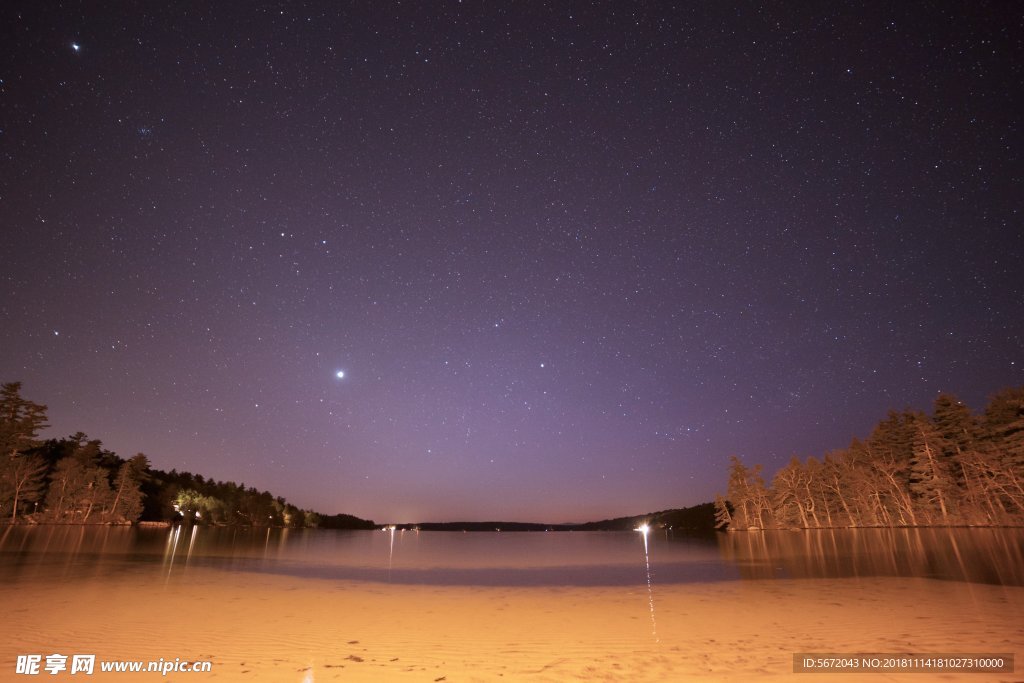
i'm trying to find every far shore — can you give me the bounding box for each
[4,518,1024,532]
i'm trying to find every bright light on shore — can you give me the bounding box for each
[635,524,650,533]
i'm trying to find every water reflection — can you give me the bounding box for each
[717,527,1024,586]
[636,525,658,641]
[0,526,725,586]
[0,524,148,582]
[162,525,202,578]
[388,526,396,580]
[2,526,1021,587]
[163,525,181,577]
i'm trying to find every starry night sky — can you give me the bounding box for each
[2,2,1021,523]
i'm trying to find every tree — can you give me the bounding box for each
[282,502,304,527]
[932,393,978,456]
[3,382,354,528]
[867,410,918,464]
[957,448,1011,524]
[865,412,921,526]
[842,438,896,526]
[109,454,149,523]
[0,382,49,458]
[801,456,826,528]
[983,388,1024,477]
[174,488,225,524]
[0,383,51,522]
[974,388,1024,518]
[908,417,957,524]
[772,457,809,528]
[719,386,1024,529]
[982,387,1024,437]
[1,454,48,521]
[725,455,771,529]
[713,494,733,529]
[45,436,112,522]
[821,451,858,526]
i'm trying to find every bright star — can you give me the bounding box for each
[71,43,81,52]
[335,370,345,379]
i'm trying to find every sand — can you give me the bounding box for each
[1,567,1021,682]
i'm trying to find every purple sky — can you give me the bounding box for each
[2,3,1021,523]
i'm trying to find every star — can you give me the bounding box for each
[2,1,1019,528]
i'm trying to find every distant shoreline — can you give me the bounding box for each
[1,503,720,532]
[7,518,1021,532]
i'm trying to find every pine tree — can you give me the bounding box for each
[0,382,49,458]
[0,384,52,522]
[932,393,979,456]
[909,416,957,524]
[866,412,921,526]
[980,388,1024,516]
[983,389,1024,468]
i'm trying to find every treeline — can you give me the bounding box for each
[571,503,717,532]
[385,503,717,532]
[715,388,1024,530]
[0,382,372,528]
[141,467,322,527]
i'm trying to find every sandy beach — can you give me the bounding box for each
[2,566,1021,682]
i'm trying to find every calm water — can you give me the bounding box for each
[0,525,1021,587]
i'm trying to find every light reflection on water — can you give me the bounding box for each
[1,525,1021,587]
[0,525,725,586]
[637,525,659,642]
[717,527,1024,585]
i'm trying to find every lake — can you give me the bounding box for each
[1,526,1021,681]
